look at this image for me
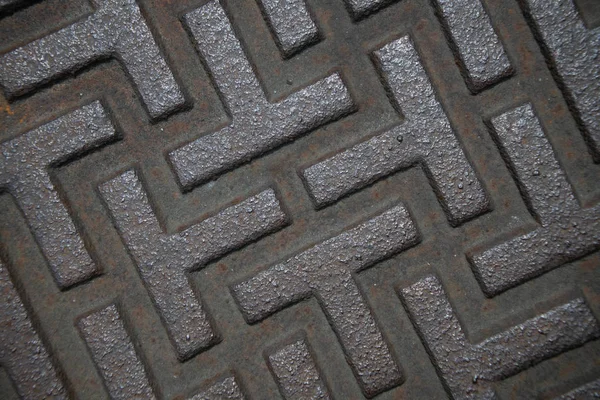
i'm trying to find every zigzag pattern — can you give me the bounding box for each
[0,0,598,398]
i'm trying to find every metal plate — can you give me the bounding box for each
[0,0,599,398]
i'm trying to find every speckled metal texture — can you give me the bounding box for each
[470,104,600,296]
[188,376,245,400]
[171,1,353,189]
[267,337,330,399]
[0,101,116,288]
[232,204,418,397]
[258,0,319,57]
[302,36,489,226]
[432,0,512,91]
[0,0,184,119]
[99,170,287,360]
[0,261,66,399]
[77,304,156,399]
[1,0,599,398]
[343,0,395,19]
[554,379,600,399]
[400,275,600,399]
[520,0,600,161]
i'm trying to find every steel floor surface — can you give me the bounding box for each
[1,0,600,399]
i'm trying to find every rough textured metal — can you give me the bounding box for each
[555,379,600,399]
[0,101,116,289]
[432,0,512,91]
[267,338,330,400]
[400,275,600,400]
[189,376,245,400]
[302,36,489,226]
[170,1,353,189]
[0,0,184,119]
[258,0,319,56]
[521,0,600,160]
[343,0,392,19]
[1,0,599,397]
[99,170,287,361]
[470,104,600,296]
[0,260,66,399]
[232,204,419,397]
[77,304,156,400]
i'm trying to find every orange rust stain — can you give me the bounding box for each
[2,103,14,116]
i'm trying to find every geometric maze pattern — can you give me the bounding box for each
[470,104,600,296]
[0,0,185,120]
[0,101,116,288]
[302,35,490,226]
[400,275,599,399]
[170,1,353,190]
[0,0,599,399]
[520,0,600,161]
[232,204,419,397]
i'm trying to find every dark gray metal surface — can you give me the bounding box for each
[521,0,600,161]
[171,1,353,189]
[100,170,287,360]
[400,275,600,399]
[0,0,599,399]
[432,0,512,91]
[267,337,330,399]
[0,101,116,288]
[258,0,320,57]
[0,0,185,119]
[232,205,417,397]
[302,36,489,225]
[188,376,245,400]
[77,304,157,399]
[470,104,600,296]
[0,261,66,399]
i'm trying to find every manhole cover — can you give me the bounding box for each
[1,0,599,398]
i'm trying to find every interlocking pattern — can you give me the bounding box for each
[99,170,287,360]
[0,0,184,119]
[400,275,600,399]
[521,0,600,160]
[170,1,353,189]
[302,36,489,225]
[232,204,418,397]
[470,104,600,296]
[0,101,116,288]
[1,0,599,398]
